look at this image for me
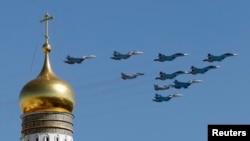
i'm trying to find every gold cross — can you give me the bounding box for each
[40,13,54,43]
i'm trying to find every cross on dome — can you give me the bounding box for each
[40,13,54,54]
[40,12,54,44]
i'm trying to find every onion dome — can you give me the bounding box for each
[19,13,75,114]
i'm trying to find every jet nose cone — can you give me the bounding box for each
[215,66,221,68]
[225,53,238,56]
[172,93,183,97]
[133,51,143,54]
[194,80,203,83]
[88,55,97,58]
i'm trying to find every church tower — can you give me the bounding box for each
[19,13,75,141]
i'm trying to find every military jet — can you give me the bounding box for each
[154,53,188,62]
[153,93,183,102]
[111,50,143,60]
[187,65,220,75]
[203,53,238,62]
[121,73,144,80]
[170,79,202,89]
[64,55,96,64]
[154,84,172,91]
[155,71,188,80]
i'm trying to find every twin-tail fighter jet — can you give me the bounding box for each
[203,53,238,62]
[154,84,172,91]
[154,53,188,62]
[64,55,96,64]
[111,50,143,60]
[155,71,188,80]
[170,79,202,89]
[121,72,144,80]
[153,93,183,102]
[187,65,220,75]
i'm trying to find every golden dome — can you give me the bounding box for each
[19,42,75,114]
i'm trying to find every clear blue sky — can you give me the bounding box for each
[0,0,249,141]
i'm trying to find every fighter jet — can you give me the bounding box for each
[153,93,183,102]
[64,55,96,64]
[155,71,188,80]
[154,84,172,91]
[187,65,220,75]
[203,53,238,62]
[121,73,144,80]
[170,79,202,89]
[154,53,188,62]
[111,50,143,60]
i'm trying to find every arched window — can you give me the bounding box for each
[44,136,49,141]
[55,136,59,141]
[36,136,39,141]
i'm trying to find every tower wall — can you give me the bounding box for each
[20,112,74,141]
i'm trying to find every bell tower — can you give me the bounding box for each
[19,13,75,141]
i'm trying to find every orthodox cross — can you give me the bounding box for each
[40,13,54,43]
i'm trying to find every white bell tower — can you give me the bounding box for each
[19,13,75,141]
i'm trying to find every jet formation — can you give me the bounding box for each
[109,51,236,102]
[64,50,237,103]
[152,52,237,102]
